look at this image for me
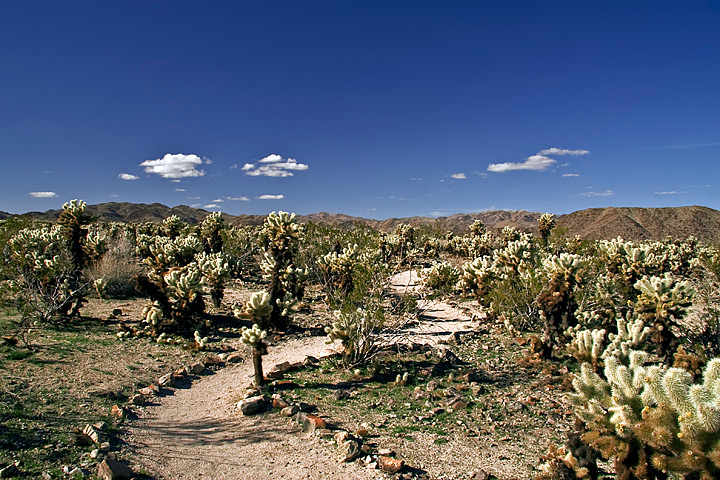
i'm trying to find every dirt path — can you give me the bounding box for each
[123,271,477,480]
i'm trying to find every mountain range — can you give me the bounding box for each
[3,203,719,244]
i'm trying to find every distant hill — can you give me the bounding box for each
[9,202,720,244]
[556,206,720,244]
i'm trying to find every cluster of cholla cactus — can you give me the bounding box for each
[539,261,713,479]
[259,211,305,330]
[380,224,416,263]
[317,243,359,299]
[535,253,585,358]
[325,307,380,368]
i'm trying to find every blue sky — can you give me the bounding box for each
[1,1,718,219]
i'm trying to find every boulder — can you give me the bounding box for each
[378,455,404,474]
[238,395,266,416]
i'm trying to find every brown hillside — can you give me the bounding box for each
[556,206,720,244]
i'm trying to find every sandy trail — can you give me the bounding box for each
[123,270,476,479]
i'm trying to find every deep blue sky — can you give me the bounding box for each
[2,1,718,218]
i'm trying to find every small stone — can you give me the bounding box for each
[225,352,243,363]
[174,367,187,377]
[469,470,491,480]
[97,458,133,480]
[298,402,315,412]
[447,397,469,410]
[281,405,299,416]
[189,362,205,374]
[129,393,146,406]
[158,373,174,387]
[110,405,126,419]
[273,380,297,390]
[334,430,350,444]
[100,441,111,451]
[378,448,395,456]
[83,424,108,444]
[302,355,319,366]
[303,414,327,434]
[238,395,266,416]
[337,439,361,462]
[426,380,439,392]
[354,426,369,437]
[378,455,404,474]
[430,407,445,416]
[203,354,223,366]
[69,467,84,477]
[272,394,290,409]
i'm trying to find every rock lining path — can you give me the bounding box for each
[123,270,476,480]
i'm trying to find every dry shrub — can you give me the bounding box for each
[87,235,143,298]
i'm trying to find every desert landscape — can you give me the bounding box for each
[1,202,719,479]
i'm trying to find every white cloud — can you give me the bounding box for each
[109,193,119,198]
[211,198,224,203]
[226,196,250,201]
[576,189,615,197]
[30,191,57,198]
[203,157,212,164]
[488,147,589,173]
[259,154,283,163]
[140,153,206,179]
[118,173,139,180]
[188,196,201,200]
[230,164,238,169]
[538,148,590,156]
[410,177,422,181]
[563,173,580,177]
[654,191,688,195]
[243,154,309,177]
[175,188,186,192]
[450,172,467,180]
[257,194,284,200]
[488,154,556,172]
[203,204,221,209]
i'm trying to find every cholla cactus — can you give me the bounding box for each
[633,274,695,364]
[200,211,224,254]
[422,261,460,293]
[317,243,359,298]
[162,214,183,238]
[536,253,585,358]
[325,308,379,367]
[458,256,496,307]
[56,199,92,317]
[235,291,273,329]
[395,223,415,262]
[142,301,164,327]
[196,251,230,307]
[469,219,487,237]
[260,211,304,330]
[241,323,268,387]
[538,213,556,240]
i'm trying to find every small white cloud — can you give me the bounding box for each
[175,188,186,192]
[203,204,221,209]
[576,189,615,197]
[188,196,201,200]
[30,191,57,198]
[472,171,489,178]
[563,173,580,177]
[226,196,250,201]
[203,157,212,164]
[140,153,206,179]
[243,154,309,177]
[410,177,422,181]
[211,198,224,203]
[257,194,284,200]
[109,193,119,198]
[450,172,467,180]
[489,147,589,173]
[538,148,590,156]
[118,173,139,180]
[488,154,556,172]
[654,191,688,195]
[230,164,238,170]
